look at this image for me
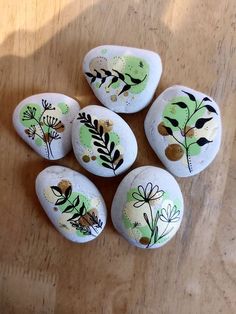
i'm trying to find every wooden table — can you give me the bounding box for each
[0,1,235,313]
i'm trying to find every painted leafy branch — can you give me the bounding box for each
[22,99,64,159]
[77,112,124,175]
[85,68,147,96]
[161,90,218,172]
[131,182,179,248]
[50,185,103,237]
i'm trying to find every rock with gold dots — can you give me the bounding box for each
[111,166,184,249]
[13,93,80,160]
[72,105,138,177]
[36,165,107,243]
[145,86,222,177]
[83,45,162,113]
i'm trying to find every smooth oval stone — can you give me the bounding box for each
[72,105,138,177]
[36,166,107,243]
[145,85,222,177]
[13,93,80,160]
[111,166,184,249]
[83,45,162,113]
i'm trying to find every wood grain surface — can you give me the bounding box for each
[0,1,235,313]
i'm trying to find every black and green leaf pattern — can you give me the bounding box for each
[21,99,65,159]
[159,90,217,173]
[51,185,103,237]
[85,68,147,96]
[77,112,124,175]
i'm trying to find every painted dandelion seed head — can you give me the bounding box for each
[42,99,54,110]
[50,130,61,140]
[22,106,37,120]
[159,204,180,223]
[132,182,164,208]
[25,125,37,139]
[43,115,60,128]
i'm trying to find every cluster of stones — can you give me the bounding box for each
[13,45,221,248]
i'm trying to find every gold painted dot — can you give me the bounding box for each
[98,119,113,132]
[58,180,72,194]
[165,144,184,161]
[185,126,194,138]
[82,155,90,163]
[139,237,150,245]
[111,95,117,102]
[124,91,129,97]
[157,122,169,136]
[91,156,96,160]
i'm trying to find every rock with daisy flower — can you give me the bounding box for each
[72,105,138,177]
[145,85,222,177]
[111,166,184,249]
[13,93,80,160]
[36,165,107,243]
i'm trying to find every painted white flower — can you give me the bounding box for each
[132,182,164,208]
[159,203,180,223]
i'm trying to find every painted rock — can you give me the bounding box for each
[13,93,80,160]
[36,166,107,243]
[111,166,184,249]
[72,105,138,177]
[83,45,162,113]
[145,86,222,177]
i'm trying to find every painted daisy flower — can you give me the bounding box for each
[159,203,180,223]
[132,182,164,208]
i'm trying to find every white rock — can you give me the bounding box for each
[145,85,222,177]
[36,166,107,243]
[72,105,138,177]
[13,93,80,160]
[111,166,184,249]
[83,45,162,113]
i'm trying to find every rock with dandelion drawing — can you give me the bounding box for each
[144,86,222,177]
[72,105,138,177]
[13,93,80,160]
[36,166,107,243]
[83,45,162,113]
[111,166,184,249]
